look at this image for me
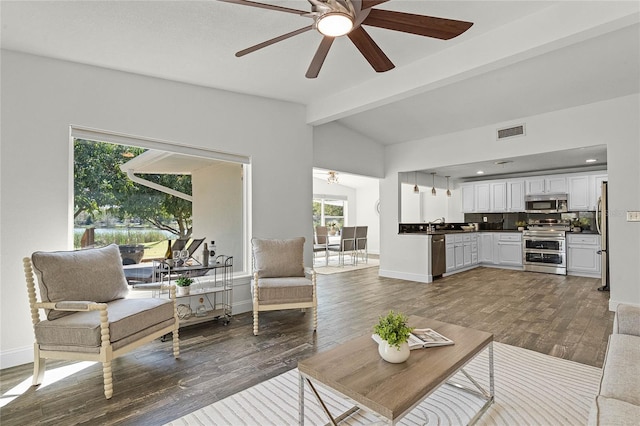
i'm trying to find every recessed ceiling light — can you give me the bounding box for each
[476,170,485,175]
[586,158,598,163]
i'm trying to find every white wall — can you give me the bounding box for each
[313,121,385,178]
[0,50,313,368]
[192,162,244,271]
[380,95,640,309]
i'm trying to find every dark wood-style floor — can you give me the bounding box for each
[1,266,613,425]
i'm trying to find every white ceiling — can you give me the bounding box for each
[2,0,639,180]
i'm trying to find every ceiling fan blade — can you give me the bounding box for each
[360,0,390,9]
[236,26,313,57]
[347,26,394,72]
[306,37,335,79]
[218,0,307,15]
[362,8,473,40]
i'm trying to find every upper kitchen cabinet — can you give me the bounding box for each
[525,175,567,195]
[461,180,519,213]
[491,182,507,212]
[475,183,491,212]
[568,175,590,210]
[568,173,608,211]
[461,183,475,213]
[506,180,525,212]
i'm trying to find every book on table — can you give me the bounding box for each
[371,328,454,350]
[408,328,454,350]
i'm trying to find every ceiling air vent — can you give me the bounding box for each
[497,124,525,140]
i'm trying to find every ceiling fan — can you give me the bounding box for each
[220,0,473,78]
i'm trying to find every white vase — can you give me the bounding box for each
[378,340,410,363]
[176,286,190,297]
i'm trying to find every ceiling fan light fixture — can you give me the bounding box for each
[316,12,353,37]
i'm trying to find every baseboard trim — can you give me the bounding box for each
[378,269,431,283]
[1,345,34,369]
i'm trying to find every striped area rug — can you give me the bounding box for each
[166,342,601,425]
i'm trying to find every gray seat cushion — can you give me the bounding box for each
[251,237,305,278]
[252,277,313,304]
[31,244,129,320]
[589,396,640,426]
[598,334,640,406]
[34,298,175,350]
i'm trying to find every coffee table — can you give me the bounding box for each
[297,316,494,425]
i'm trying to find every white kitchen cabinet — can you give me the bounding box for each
[547,176,567,193]
[446,233,477,273]
[479,233,494,263]
[495,233,523,267]
[491,182,507,212]
[446,241,456,272]
[474,183,491,212]
[506,180,525,211]
[461,184,475,213]
[568,173,607,211]
[567,234,601,277]
[470,234,478,265]
[455,243,464,269]
[526,176,567,194]
[462,234,473,266]
[568,175,590,211]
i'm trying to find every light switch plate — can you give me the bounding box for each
[627,211,640,222]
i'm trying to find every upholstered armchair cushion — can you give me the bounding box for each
[251,237,305,278]
[34,298,175,352]
[31,244,129,320]
[252,277,314,305]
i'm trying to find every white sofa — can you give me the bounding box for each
[588,304,640,425]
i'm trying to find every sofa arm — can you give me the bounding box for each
[614,304,640,336]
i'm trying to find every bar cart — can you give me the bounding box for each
[129,255,233,328]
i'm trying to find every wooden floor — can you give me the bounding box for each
[0,266,613,425]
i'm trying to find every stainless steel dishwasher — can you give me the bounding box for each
[431,234,446,278]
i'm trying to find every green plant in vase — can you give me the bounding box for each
[175,275,194,296]
[374,310,413,363]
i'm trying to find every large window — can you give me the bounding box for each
[73,138,192,262]
[71,127,250,273]
[313,198,346,232]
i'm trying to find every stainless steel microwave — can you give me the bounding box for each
[524,193,568,213]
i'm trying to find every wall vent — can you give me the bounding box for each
[497,124,525,140]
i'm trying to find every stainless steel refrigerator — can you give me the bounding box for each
[596,181,609,291]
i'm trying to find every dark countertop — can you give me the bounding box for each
[399,229,522,235]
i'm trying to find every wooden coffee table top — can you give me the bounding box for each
[298,316,493,421]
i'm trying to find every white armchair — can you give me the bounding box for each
[24,244,180,399]
[251,237,317,336]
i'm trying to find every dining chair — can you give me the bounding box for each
[327,226,356,266]
[313,226,329,266]
[355,226,368,264]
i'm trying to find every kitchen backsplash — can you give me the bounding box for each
[464,212,596,231]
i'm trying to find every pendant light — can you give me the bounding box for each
[431,173,436,196]
[446,176,452,197]
[413,171,419,194]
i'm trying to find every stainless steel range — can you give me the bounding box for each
[522,219,571,275]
